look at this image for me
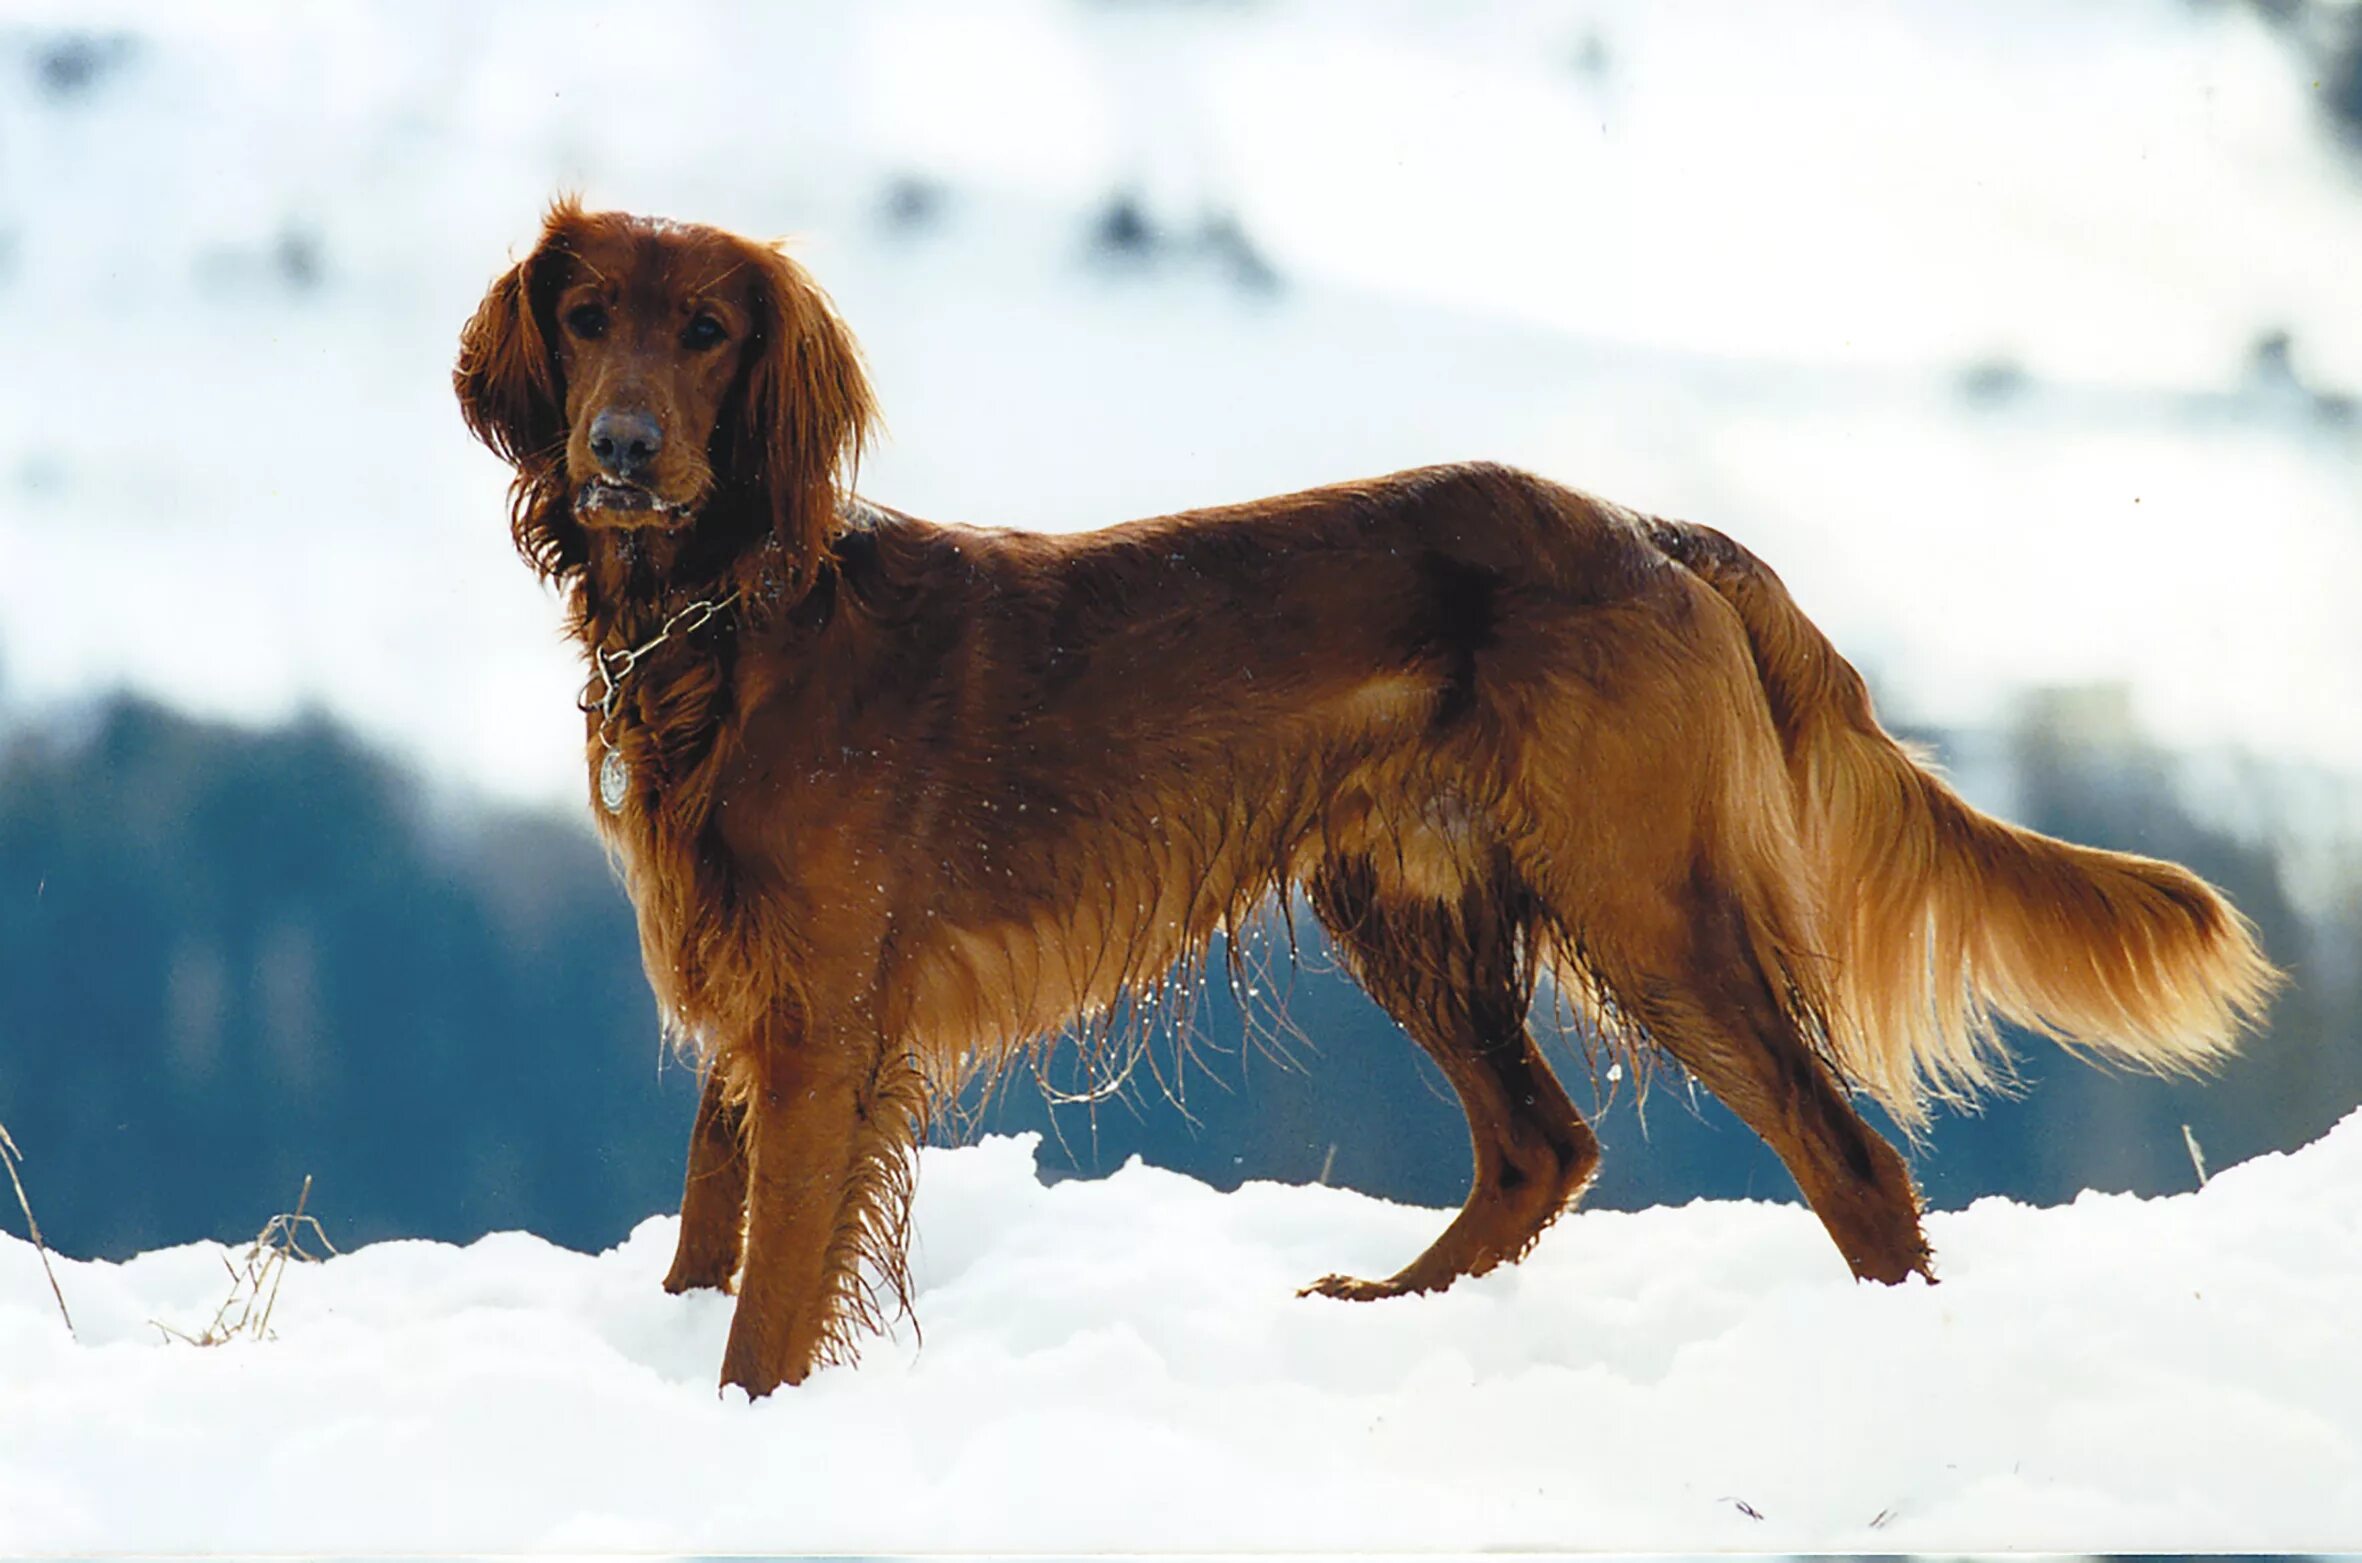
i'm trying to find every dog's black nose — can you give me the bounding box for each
[588,409,662,481]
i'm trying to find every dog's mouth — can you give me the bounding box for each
[575,479,696,528]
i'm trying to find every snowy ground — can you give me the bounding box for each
[4,1113,2358,1553]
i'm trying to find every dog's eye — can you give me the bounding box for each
[682,314,728,351]
[566,304,610,340]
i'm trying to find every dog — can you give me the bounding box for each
[455,201,2278,1397]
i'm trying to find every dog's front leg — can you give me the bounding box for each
[718,1013,919,1397]
[664,1065,749,1293]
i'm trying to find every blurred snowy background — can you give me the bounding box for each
[2,0,2360,1259]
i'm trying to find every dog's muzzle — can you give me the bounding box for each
[575,480,695,525]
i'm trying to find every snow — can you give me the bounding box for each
[5,1113,2359,1552]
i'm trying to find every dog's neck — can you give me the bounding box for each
[580,530,724,646]
[564,489,882,652]
[571,527,757,659]
[574,494,887,649]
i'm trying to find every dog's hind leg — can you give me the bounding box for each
[663,1064,749,1294]
[1301,851,1599,1300]
[1622,877,1933,1285]
[1503,560,1930,1283]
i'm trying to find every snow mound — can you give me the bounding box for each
[4,1115,2360,1552]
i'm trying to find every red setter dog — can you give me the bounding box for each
[456,201,2277,1397]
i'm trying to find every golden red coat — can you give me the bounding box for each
[458,203,2277,1396]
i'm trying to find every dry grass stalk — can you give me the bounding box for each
[151,1175,337,1348]
[0,1118,74,1338]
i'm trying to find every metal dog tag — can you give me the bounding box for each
[598,746,630,813]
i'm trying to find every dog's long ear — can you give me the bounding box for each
[455,252,560,468]
[732,242,878,600]
[455,201,584,578]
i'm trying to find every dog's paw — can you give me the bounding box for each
[662,1267,737,1296]
[1297,1272,1413,1302]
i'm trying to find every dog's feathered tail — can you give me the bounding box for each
[1648,518,2281,1130]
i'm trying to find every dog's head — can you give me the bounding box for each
[455,199,876,593]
